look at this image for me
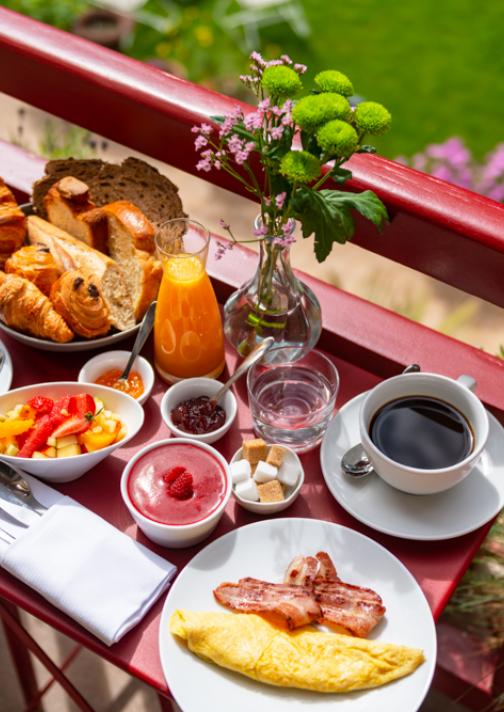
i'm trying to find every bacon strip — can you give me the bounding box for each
[314,580,386,637]
[213,552,386,637]
[284,555,320,586]
[213,577,321,630]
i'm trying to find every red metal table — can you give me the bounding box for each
[0,318,495,705]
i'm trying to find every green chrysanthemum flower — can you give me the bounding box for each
[292,93,351,131]
[279,150,321,183]
[261,65,303,99]
[317,119,358,157]
[314,70,354,97]
[354,101,391,135]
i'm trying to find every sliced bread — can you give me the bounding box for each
[32,157,185,227]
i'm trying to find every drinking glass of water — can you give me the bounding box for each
[247,348,339,452]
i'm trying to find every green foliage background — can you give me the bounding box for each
[2,0,503,159]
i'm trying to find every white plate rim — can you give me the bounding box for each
[0,320,140,353]
[0,341,13,393]
[158,517,436,712]
[320,391,504,541]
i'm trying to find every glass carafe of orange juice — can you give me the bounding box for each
[154,219,225,382]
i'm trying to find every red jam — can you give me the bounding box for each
[171,396,226,434]
[127,442,227,525]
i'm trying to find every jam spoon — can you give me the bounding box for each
[118,301,156,383]
[210,337,275,408]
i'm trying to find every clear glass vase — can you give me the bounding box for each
[223,218,322,360]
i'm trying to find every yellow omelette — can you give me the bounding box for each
[170,609,425,693]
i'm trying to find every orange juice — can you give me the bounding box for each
[154,253,225,382]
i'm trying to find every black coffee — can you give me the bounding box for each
[370,396,473,469]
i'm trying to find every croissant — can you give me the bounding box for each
[0,180,26,267]
[5,245,61,296]
[50,268,110,339]
[0,272,73,343]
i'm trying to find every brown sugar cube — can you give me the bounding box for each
[242,438,268,465]
[266,445,284,468]
[257,479,284,503]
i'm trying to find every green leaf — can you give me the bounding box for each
[356,144,377,154]
[329,166,353,184]
[210,115,225,124]
[291,187,388,262]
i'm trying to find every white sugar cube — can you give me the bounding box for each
[235,478,259,502]
[230,459,251,485]
[277,460,299,488]
[253,460,278,484]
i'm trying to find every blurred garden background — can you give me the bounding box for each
[0,3,503,708]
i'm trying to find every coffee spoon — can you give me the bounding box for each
[341,363,421,479]
[210,337,275,408]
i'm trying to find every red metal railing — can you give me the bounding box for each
[1,7,504,307]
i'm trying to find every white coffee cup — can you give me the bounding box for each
[359,372,489,495]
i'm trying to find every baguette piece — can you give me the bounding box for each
[94,200,155,253]
[135,249,163,320]
[44,177,108,252]
[32,157,185,227]
[0,179,26,268]
[0,271,73,343]
[27,216,135,331]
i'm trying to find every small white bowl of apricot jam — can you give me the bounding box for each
[78,350,155,405]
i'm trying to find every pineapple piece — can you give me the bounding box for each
[5,443,19,456]
[41,446,57,458]
[56,443,81,458]
[47,436,57,447]
[55,435,78,449]
[32,451,48,459]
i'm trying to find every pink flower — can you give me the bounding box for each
[270,126,284,140]
[275,192,287,209]
[281,112,293,127]
[196,158,212,172]
[200,123,213,137]
[253,224,268,237]
[215,241,233,260]
[250,51,266,67]
[219,218,230,230]
[258,98,270,112]
[244,111,263,130]
[293,63,307,74]
[280,54,293,65]
[194,135,208,151]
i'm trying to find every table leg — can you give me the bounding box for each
[1,602,41,711]
[0,600,95,712]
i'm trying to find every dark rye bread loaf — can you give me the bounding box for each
[32,157,185,227]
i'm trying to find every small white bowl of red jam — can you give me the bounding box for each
[160,377,237,445]
[78,350,155,405]
[120,438,232,548]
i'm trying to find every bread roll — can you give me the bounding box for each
[5,245,60,296]
[27,216,135,331]
[44,177,108,252]
[50,269,110,338]
[0,179,26,268]
[0,271,73,343]
[96,200,155,253]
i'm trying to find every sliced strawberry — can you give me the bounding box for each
[52,416,91,438]
[18,415,55,458]
[68,394,96,419]
[27,396,54,416]
[51,396,71,416]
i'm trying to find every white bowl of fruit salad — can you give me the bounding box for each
[0,382,144,482]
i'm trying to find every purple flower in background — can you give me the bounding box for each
[293,63,307,74]
[244,111,263,130]
[215,241,234,260]
[253,224,268,237]
[398,138,504,203]
[275,192,287,209]
[194,135,208,151]
[270,126,284,140]
[219,218,230,230]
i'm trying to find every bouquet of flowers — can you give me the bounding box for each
[192,52,391,356]
[192,52,391,262]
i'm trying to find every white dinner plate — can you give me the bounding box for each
[320,392,504,541]
[0,341,13,393]
[0,321,140,353]
[159,518,436,712]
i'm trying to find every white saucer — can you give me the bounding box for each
[0,341,13,393]
[320,392,504,541]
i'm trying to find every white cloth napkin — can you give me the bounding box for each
[0,496,176,645]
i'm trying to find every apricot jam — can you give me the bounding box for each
[95,368,144,399]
